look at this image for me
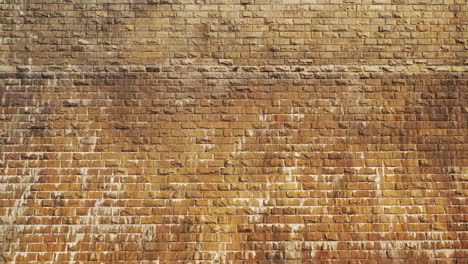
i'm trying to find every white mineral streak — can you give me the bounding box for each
[7,168,40,263]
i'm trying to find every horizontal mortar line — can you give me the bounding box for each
[8,251,464,255]
[2,207,464,210]
[5,210,464,214]
[4,223,467,228]
[2,200,464,203]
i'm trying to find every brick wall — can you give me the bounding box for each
[0,0,467,263]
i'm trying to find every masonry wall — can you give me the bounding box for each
[0,0,467,263]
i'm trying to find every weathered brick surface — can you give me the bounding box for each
[0,0,467,263]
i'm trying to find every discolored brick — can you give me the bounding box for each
[0,0,466,263]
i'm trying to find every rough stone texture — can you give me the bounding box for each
[0,0,467,263]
